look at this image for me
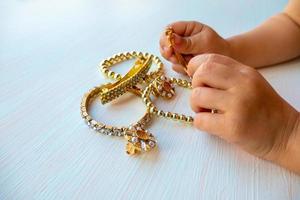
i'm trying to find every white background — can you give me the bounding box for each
[1,0,300,199]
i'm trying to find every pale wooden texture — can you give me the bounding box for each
[1,0,300,199]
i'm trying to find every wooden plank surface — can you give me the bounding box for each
[1,0,300,199]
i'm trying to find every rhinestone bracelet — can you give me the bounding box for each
[80,85,157,155]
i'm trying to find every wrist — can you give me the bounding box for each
[225,36,241,62]
[275,111,300,174]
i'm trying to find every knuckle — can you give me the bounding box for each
[199,61,214,73]
[242,67,261,88]
[206,53,221,62]
[185,39,193,52]
[189,55,199,66]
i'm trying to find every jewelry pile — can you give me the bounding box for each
[80,28,193,155]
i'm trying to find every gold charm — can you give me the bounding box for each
[124,128,157,155]
[152,75,175,99]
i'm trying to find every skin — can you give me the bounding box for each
[159,0,300,174]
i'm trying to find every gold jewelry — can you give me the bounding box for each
[99,55,152,104]
[142,75,194,123]
[100,51,164,83]
[80,85,157,155]
[165,27,189,73]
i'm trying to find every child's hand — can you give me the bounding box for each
[188,54,300,163]
[160,21,230,75]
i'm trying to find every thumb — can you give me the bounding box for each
[172,33,200,54]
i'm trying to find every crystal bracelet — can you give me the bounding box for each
[80,85,157,155]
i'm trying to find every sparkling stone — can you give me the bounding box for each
[167,93,172,98]
[131,137,138,144]
[141,140,147,151]
[148,141,156,148]
[96,126,104,132]
[107,129,113,136]
[100,128,111,135]
[163,81,172,91]
[160,75,166,80]
[113,129,122,136]
[99,128,106,134]
[157,85,163,91]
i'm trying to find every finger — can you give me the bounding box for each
[159,32,170,49]
[187,54,241,77]
[172,33,203,54]
[192,61,241,90]
[169,56,179,64]
[193,112,225,136]
[169,21,204,36]
[159,45,173,61]
[172,64,187,75]
[190,87,229,112]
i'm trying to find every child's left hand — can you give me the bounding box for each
[188,54,300,163]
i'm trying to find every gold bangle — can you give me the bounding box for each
[100,51,164,83]
[142,75,194,123]
[99,55,152,104]
[80,85,157,155]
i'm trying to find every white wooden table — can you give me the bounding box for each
[1,0,300,199]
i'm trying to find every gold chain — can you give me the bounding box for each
[142,75,193,123]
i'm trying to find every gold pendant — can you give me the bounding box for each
[124,128,157,155]
[152,75,175,99]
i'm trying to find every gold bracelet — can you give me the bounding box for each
[142,75,194,123]
[80,85,157,155]
[100,51,164,83]
[99,55,152,104]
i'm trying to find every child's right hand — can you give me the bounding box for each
[159,21,231,75]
